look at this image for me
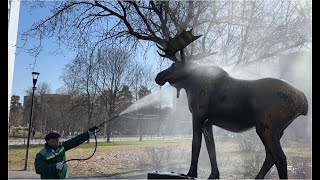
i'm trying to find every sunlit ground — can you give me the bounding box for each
[9,138,311,179]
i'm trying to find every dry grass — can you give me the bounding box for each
[8,140,191,174]
[8,139,311,179]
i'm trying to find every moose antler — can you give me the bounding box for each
[157,29,202,61]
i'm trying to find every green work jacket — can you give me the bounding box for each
[34,132,90,179]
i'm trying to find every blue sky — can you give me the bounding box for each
[12,1,160,103]
[12,1,76,101]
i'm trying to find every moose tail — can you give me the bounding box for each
[300,92,309,116]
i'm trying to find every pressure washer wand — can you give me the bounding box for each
[96,115,119,128]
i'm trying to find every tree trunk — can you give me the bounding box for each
[139,117,142,141]
[106,124,111,143]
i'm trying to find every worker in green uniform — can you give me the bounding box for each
[34,126,99,179]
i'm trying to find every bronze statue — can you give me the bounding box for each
[155,29,308,179]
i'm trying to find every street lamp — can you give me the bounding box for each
[23,72,40,171]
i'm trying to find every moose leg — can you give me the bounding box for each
[255,148,274,179]
[187,114,204,178]
[255,131,284,179]
[203,124,220,179]
[257,129,287,179]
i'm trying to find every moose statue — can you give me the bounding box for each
[155,29,308,179]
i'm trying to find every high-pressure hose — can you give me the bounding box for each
[62,115,119,164]
[63,131,98,164]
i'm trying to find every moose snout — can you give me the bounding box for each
[155,73,166,85]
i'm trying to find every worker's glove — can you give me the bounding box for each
[56,162,64,170]
[88,126,99,135]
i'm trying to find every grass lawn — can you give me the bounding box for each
[9,138,311,179]
[8,140,191,171]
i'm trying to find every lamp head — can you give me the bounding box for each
[32,72,40,87]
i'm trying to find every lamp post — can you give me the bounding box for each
[23,72,40,171]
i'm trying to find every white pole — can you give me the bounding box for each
[8,0,21,123]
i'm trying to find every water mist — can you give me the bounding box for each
[119,84,176,116]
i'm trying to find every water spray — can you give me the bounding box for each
[62,85,176,164]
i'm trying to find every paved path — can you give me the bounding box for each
[8,170,148,179]
[8,171,40,179]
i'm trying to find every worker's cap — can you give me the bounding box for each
[45,132,60,142]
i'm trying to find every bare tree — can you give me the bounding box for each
[61,55,96,135]
[19,1,310,67]
[23,82,52,134]
[59,45,154,140]
[95,46,134,142]
[59,45,101,141]
[129,60,158,141]
[60,65,88,136]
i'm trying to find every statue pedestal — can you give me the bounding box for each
[147,172,195,179]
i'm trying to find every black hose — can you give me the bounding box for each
[63,132,98,164]
[62,116,119,164]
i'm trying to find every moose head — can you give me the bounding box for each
[154,28,308,179]
[155,62,188,86]
[155,61,194,98]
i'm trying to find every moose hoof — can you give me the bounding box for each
[187,171,197,178]
[208,173,220,179]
